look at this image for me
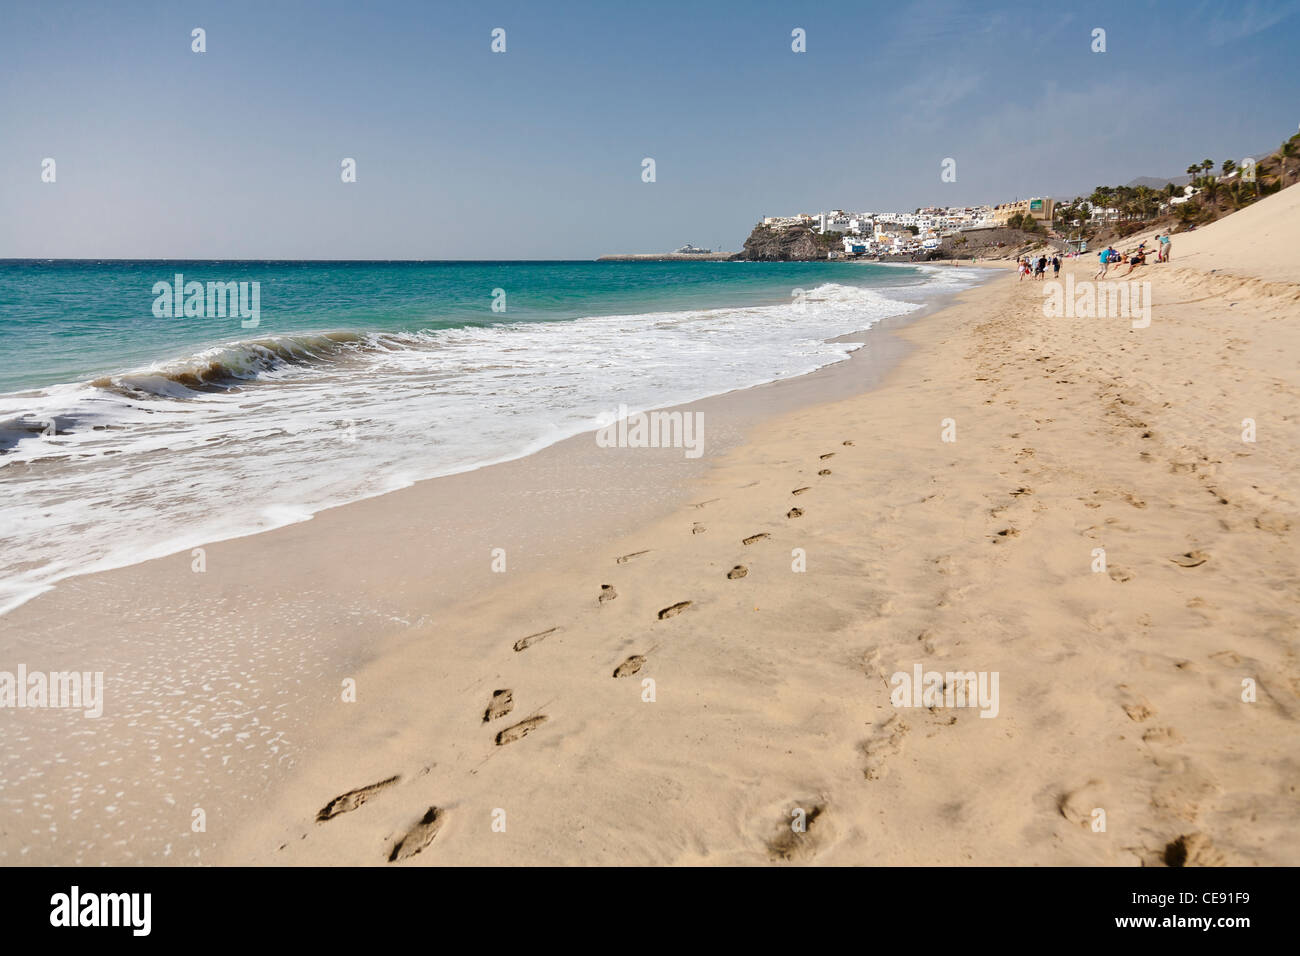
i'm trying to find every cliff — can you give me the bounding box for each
[738,225,839,261]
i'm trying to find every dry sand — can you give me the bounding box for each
[215,187,1300,866]
[5,188,1297,867]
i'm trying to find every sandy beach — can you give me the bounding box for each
[5,187,1298,867]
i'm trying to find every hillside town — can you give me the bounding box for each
[758,201,1061,257]
[756,162,1269,259]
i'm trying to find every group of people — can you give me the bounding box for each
[1017,254,1062,281]
[1095,234,1172,279]
[1015,231,1173,283]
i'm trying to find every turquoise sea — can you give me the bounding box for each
[0,259,991,613]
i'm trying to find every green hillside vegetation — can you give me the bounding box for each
[1053,132,1298,243]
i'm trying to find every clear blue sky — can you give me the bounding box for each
[1,0,1296,259]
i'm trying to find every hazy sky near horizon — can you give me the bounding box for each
[2,0,1297,259]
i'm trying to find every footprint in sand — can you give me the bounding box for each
[842,441,854,446]
[691,498,720,509]
[388,807,445,862]
[1107,566,1133,583]
[861,715,909,780]
[1255,512,1291,533]
[316,775,400,821]
[658,601,692,619]
[513,627,557,652]
[1118,685,1156,722]
[1143,726,1185,747]
[599,584,618,603]
[1058,779,1108,828]
[742,533,770,545]
[1161,832,1227,867]
[766,803,827,862]
[691,522,706,535]
[727,565,748,580]
[787,508,803,519]
[819,453,835,460]
[791,487,811,496]
[616,550,651,564]
[1170,550,1209,568]
[1152,760,1221,824]
[818,469,831,476]
[495,715,548,746]
[613,655,646,678]
[483,689,514,723]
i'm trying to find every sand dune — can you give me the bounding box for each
[1164,183,1300,283]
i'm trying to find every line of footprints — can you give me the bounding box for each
[309,442,853,862]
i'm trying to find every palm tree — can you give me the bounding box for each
[1201,159,1214,180]
[1087,187,1113,221]
[1134,185,1157,219]
[1186,163,1200,183]
[1114,185,1138,219]
[1221,159,1236,178]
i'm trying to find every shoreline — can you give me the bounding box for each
[0,268,996,864]
[0,265,980,620]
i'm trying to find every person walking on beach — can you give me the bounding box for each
[1156,233,1171,262]
[1018,258,1031,281]
[1035,255,1047,279]
[1051,255,1061,277]
[1096,247,1110,279]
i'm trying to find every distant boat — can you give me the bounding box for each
[673,243,712,254]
